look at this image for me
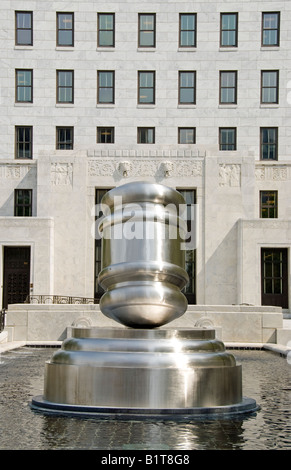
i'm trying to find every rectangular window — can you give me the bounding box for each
[97,127,115,143]
[138,13,156,47]
[220,13,238,47]
[177,189,196,304]
[179,13,197,47]
[98,13,115,47]
[15,126,33,159]
[220,71,237,104]
[260,191,278,218]
[15,69,33,102]
[97,71,115,104]
[14,189,32,216]
[261,70,279,104]
[178,128,196,144]
[57,12,74,46]
[57,70,74,103]
[179,71,196,104]
[56,127,74,149]
[219,128,237,150]
[138,127,155,144]
[260,127,278,160]
[15,11,33,45]
[262,12,280,46]
[138,71,155,104]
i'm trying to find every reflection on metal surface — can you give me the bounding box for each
[98,182,189,327]
[32,182,258,419]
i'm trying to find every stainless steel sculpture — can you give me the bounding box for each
[32,182,258,419]
[98,182,189,327]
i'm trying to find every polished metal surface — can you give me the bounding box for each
[32,182,258,418]
[41,327,244,410]
[98,182,189,327]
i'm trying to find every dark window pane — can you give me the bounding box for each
[98,14,114,46]
[221,13,238,46]
[16,12,32,45]
[139,14,155,47]
[57,13,74,46]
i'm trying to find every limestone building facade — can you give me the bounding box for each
[0,0,290,315]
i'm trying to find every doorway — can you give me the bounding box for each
[261,248,288,309]
[2,246,31,309]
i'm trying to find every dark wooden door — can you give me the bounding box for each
[2,247,31,308]
[261,248,288,309]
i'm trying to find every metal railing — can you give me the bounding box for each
[25,295,96,305]
[0,309,6,332]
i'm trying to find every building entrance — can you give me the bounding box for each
[261,248,288,309]
[2,246,31,309]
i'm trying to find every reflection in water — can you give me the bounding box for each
[0,348,290,450]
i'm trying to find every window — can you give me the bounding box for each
[14,189,32,216]
[138,71,155,104]
[97,127,114,143]
[179,13,197,47]
[15,11,33,45]
[138,13,156,47]
[98,13,115,47]
[179,71,196,104]
[178,128,196,144]
[262,12,280,46]
[56,127,74,149]
[15,126,33,159]
[15,70,33,103]
[97,71,115,104]
[177,189,196,304]
[261,248,288,309]
[219,128,236,150]
[260,191,278,218]
[220,13,238,47]
[260,127,278,160]
[57,13,74,46]
[220,71,237,104]
[137,127,155,144]
[57,70,74,103]
[261,70,279,104]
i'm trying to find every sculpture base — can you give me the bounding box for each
[31,396,258,420]
[31,327,259,420]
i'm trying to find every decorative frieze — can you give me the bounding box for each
[51,163,73,186]
[219,164,241,187]
[0,164,33,179]
[88,158,203,178]
[255,165,289,181]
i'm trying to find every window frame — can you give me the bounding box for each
[97,127,115,144]
[98,13,115,47]
[15,69,33,103]
[219,70,237,104]
[260,127,278,160]
[260,190,278,218]
[261,70,279,104]
[15,11,33,46]
[15,126,33,159]
[56,70,74,104]
[138,71,156,105]
[220,12,238,47]
[138,13,156,48]
[137,127,155,144]
[262,12,280,47]
[56,12,74,47]
[179,71,196,105]
[56,127,74,150]
[178,127,196,144]
[219,127,237,151]
[179,13,197,48]
[97,70,115,104]
[14,189,33,217]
